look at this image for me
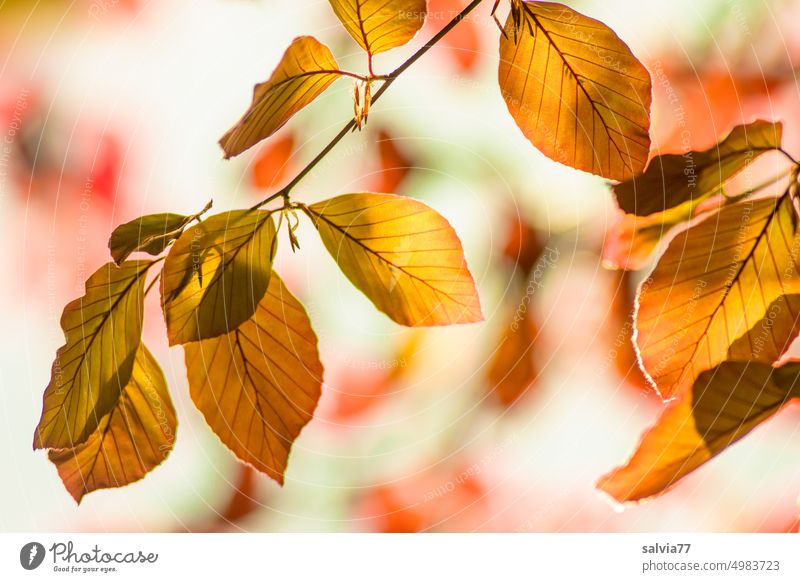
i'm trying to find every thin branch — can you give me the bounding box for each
[251,0,485,210]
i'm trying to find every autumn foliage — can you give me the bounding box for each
[31,0,800,516]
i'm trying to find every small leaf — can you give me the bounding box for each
[161,210,277,345]
[635,194,800,399]
[184,274,323,485]
[498,1,651,180]
[34,261,152,450]
[487,308,540,406]
[48,345,176,504]
[108,201,212,264]
[328,0,426,55]
[219,36,342,158]
[598,360,800,503]
[371,128,414,193]
[252,131,295,190]
[615,120,783,216]
[307,192,483,326]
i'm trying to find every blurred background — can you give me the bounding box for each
[3,0,800,532]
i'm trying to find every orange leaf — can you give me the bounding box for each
[184,273,323,485]
[219,37,341,158]
[252,131,295,190]
[598,360,800,502]
[371,129,413,193]
[498,2,651,180]
[307,192,483,326]
[487,307,540,406]
[328,0,426,55]
[426,0,482,73]
[635,194,800,399]
[48,345,176,503]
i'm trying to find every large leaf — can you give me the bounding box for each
[498,1,651,180]
[184,274,322,485]
[48,345,176,503]
[33,261,152,450]
[615,120,783,216]
[108,201,212,264]
[219,36,342,158]
[598,360,800,502]
[307,192,483,326]
[635,195,800,399]
[328,0,426,55]
[161,210,277,345]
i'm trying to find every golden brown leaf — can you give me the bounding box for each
[219,36,342,158]
[615,120,782,216]
[498,2,651,180]
[48,345,176,503]
[328,0,426,55]
[161,210,276,345]
[184,274,323,485]
[34,261,153,450]
[108,201,212,264]
[307,192,483,326]
[598,360,800,502]
[635,195,800,399]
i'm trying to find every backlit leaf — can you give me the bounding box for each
[615,120,782,216]
[161,210,277,345]
[219,36,342,159]
[598,360,800,502]
[33,261,152,450]
[184,274,323,485]
[307,192,483,326]
[328,0,426,55]
[108,201,212,264]
[635,194,800,399]
[498,2,651,180]
[48,345,176,504]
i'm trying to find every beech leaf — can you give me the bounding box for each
[161,210,277,345]
[598,360,800,502]
[328,0,426,55]
[498,1,651,180]
[184,274,323,485]
[108,201,212,264]
[635,194,800,399]
[48,345,176,503]
[307,192,483,326]
[33,261,152,450]
[615,120,783,216]
[219,36,342,158]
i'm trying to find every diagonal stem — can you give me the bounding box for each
[251,0,485,210]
